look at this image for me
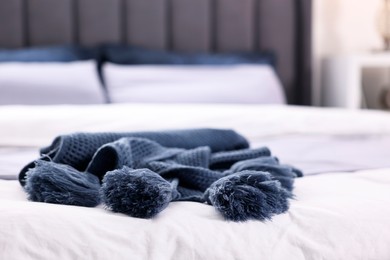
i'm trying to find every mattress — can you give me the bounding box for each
[1,104,390,259]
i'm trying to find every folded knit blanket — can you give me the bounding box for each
[19,128,248,185]
[20,128,302,221]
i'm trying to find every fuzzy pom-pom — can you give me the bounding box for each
[205,171,291,221]
[24,160,101,207]
[101,167,174,218]
[272,176,294,192]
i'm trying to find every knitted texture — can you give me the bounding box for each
[21,128,302,221]
[19,128,249,186]
[85,137,272,199]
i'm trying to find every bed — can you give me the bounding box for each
[1,0,390,260]
[1,104,390,260]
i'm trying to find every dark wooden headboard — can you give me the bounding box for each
[0,0,312,105]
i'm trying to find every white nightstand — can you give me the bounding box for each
[322,53,390,109]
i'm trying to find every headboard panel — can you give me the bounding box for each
[126,0,167,49]
[215,0,255,52]
[77,0,122,46]
[0,0,24,48]
[0,0,312,105]
[171,0,211,52]
[27,0,74,46]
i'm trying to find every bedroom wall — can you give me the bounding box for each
[313,0,383,105]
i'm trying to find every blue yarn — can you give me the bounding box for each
[227,158,301,191]
[19,129,302,222]
[205,171,291,221]
[101,167,175,218]
[24,160,101,207]
[229,157,303,178]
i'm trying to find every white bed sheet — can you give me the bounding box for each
[1,104,390,259]
[2,104,390,146]
[1,169,390,260]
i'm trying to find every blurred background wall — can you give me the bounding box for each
[313,0,383,105]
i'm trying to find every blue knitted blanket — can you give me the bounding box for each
[20,128,302,221]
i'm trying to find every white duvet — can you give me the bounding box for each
[1,104,390,260]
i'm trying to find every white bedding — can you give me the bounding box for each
[1,168,390,260]
[103,64,286,104]
[1,104,390,260]
[2,104,390,147]
[0,61,105,105]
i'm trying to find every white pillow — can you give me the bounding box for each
[103,63,286,104]
[0,61,105,105]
